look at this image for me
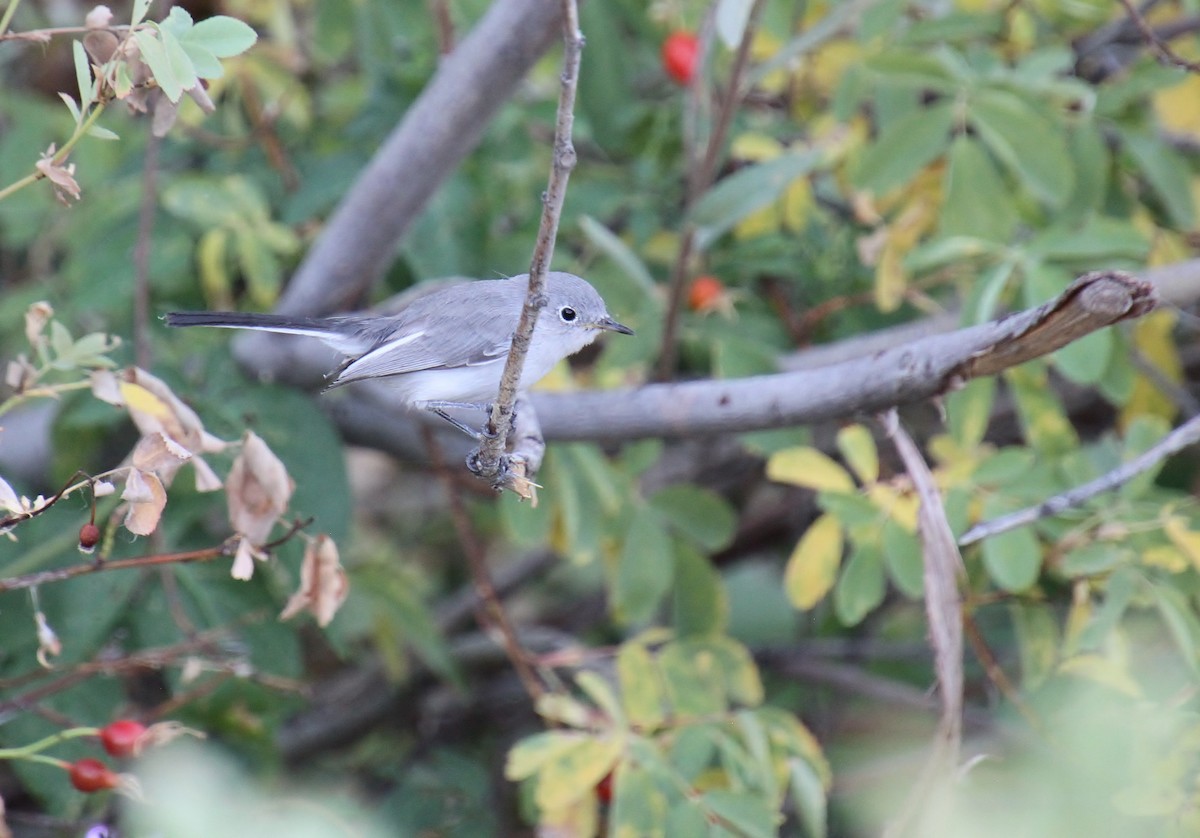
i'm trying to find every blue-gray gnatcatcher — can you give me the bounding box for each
[166,271,633,435]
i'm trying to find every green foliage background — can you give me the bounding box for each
[3,0,1200,835]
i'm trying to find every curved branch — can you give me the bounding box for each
[227,264,1179,454]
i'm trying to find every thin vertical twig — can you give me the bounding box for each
[881,410,965,838]
[655,0,768,382]
[471,0,583,490]
[131,129,160,370]
[425,427,545,702]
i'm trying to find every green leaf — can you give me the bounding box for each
[85,124,120,141]
[1060,123,1109,223]
[1122,130,1196,229]
[134,30,183,103]
[666,801,713,837]
[940,135,1017,242]
[504,729,592,777]
[1054,326,1113,386]
[691,150,823,247]
[181,43,224,79]
[947,376,997,448]
[1150,583,1200,674]
[974,447,1036,486]
[979,505,1042,592]
[968,89,1074,207]
[861,50,961,91]
[708,636,764,707]
[700,790,778,838]
[614,507,675,625]
[852,102,954,195]
[130,0,153,27]
[612,760,669,836]
[1010,602,1059,688]
[882,520,924,598]
[1029,217,1148,264]
[1075,566,1136,651]
[1120,414,1171,500]
[159,5,194,37]
[183,15,259,57]
[673,541,728,637]
[158,25,200,100]
[650,485,737,552]
[235,227,282,306]
[73,40,93,108]
[577,215,657,295]
[788,757,828,838]
[659,641,727,717]
[833,542,886,626]
[617,642,666,731]
[576,670,625,726]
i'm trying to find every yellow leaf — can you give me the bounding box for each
[767,447,855,492]
[1143,544,1189,573]
[1154,74,1200,141]
[750,31,788,95]
[734,202,782,240]
[730,132,784,162]
[118,381,171,421]
[867,484,919,532]
[836,424,878,484]
[1164,516,1200,572]
[807,41,861,96]
[1121,309,1182,427]
[641,230,679,265]
[1059,653,1143,698]
[875,239,907,313]
[783,177,814,232]
[785,513,844,610]
[1063,581,1092,649]
[535,734,624,813]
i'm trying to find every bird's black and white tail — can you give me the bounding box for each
[164,311,337,338]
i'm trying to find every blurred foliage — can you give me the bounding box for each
[3,0,1200,836]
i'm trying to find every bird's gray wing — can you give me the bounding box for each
[331,283,522,385]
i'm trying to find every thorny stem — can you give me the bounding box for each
[471,0,582,490]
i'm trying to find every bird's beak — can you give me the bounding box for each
[595,316,634,336]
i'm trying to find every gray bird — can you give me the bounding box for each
[166,271,633,436]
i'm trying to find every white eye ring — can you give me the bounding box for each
[559,306,577,323]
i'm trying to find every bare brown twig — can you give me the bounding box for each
[425,427,546,702]
[470,0,583,491]
[881,410,964,838]
[655,0,768,382]
[1117,0,1200,73]
[0,518,311,594]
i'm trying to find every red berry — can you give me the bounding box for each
[69,758,119,793]
[78,523,100,553]
[100,719,146,758]
[688,275,726,311]
[596,771,614,804]
[662,32,699,85]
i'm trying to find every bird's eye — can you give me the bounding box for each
[559,306,577,323]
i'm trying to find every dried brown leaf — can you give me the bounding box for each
[131,431,192,482]
[121,467,166,536]
[24,301,53,347]
[35,149,81,203]
[226,431,293,545]
[279,535,348,627]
